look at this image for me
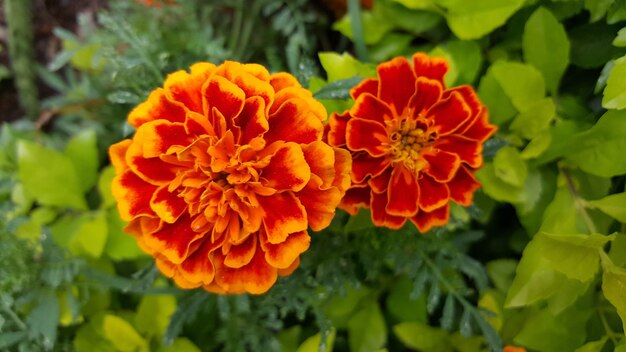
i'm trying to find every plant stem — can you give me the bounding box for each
[229,0,244,59]
[598,306,619,345]
[1,306,27,330]
[347,0,368,62]
[561,167,598,234]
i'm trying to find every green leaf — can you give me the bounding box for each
[296,328,336,352]
[475,162,524,203]
[602,55,626,110]
[277,326,302,352]
[539,232,615,282]
[614,27,626,47]
[600,252,626,333]
[429,47,459,87]
[584,0,614,22]
[314,76,364,100]
[439,0,525,40]
[390,0,438,10]
[511,99,556,142]
[609,233,626,267]
[333,10,394,45]
[98,166,116,208]
[521,130,552,160]
[17,140,87,210]
[446,40,482,85]
[487,259,518,293]
[522,7,570,94]
[135,294,177,337]
[102,314,148,352]
[348,302,387,352]
[26,290,60,350]
[65,129,99,192]
[491,61,546,112]
[574,338,607,352]
[70,211,108,258]
[587,192,626,222]
[104,209,144,260]
[379,0,443,36]
[0,332,28,350]
[393,322,449,352]
[318,52,376,82]
[158,338,201,352]
[493,146,528,187]
[565,110,626,177]
[570,22,626,68]
[477,69,517,125]
[386,276,427,323]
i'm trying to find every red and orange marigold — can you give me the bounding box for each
[326,53,496,232]
[109,61,351,294]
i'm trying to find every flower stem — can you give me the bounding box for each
[561,167,598,234]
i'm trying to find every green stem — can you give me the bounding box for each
[598,306,619,345]
[235,0,263,60]
[561,167,598,234]
[347,0,368,62]
[1,306,27,330]
[229,0,245,58]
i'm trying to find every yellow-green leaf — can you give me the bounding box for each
[65,130,98,193]
[102,314,148,352]
[493,146,528,187]
[491,62,546,112]
[600,252,626,334]
[296,328,336,352]
[347,302,387,352]
[587,192,626,222]
[440,0,525,40]
[393,322,449,352]
[135,294,177,337]
[510,98,556,140]
[69,211,108,258]
[602,55,626,110]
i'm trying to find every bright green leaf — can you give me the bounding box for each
[600,252,626,334]
[429,47,458,87]
[574,337,607,352]
[70,211,108,258]
[379,0,443,36]
[333,11,394,45]
[98,166,116,208]
[393,322,449,352]
[277,326,302,352]
[609,233,626,267]
[510,98,556,140]
[65,129,99,193]
[493,146,528,187]
[523,7,570,94]
[348,302,387,352]
[390,0,438,10]
[475,162,524,203]
[602,55,626,109]
[135,294,177,337]
[587,192,626,222]
[477,69,517,125]
[440,0,525,40]
[491,61,546,112]
[614,27,626,47]
[584,0,614,22]
[158,338,201,352]
[446,40,482,84]
[102,314,148,352]
[318,52,376,82]
[104,209,144,260]
[17,140,87,210]
[296,328,336,352]
[521,130,552,159]
[386,277,427,323]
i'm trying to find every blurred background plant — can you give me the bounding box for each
[1,0,626,351]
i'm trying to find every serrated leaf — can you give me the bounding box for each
[440,0,525,40]
[26,290,60,350]
[459,309,473,337]
[17,140,87,210]
[587,192,626,222]
[65,130,98,192]
[347,302,387,352]
[102,314,148,352]
[440,295,456,330]
[602,55,626,110]
[523,7,570,94]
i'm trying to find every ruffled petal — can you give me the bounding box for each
[346,118,388,157]
[265,97,324,144]
[326,111,350,147]
[386,166,420,217]
[339,185,371,215]
[112,170,158,221]
[352,153,391,183]
[350,93,394,126]
[297,177,343,231]
[448,166,481,206]
[408,77,443,118]
[369,168,392,194]
[377,57,416,115]
[134,120,190,158]
[270,72,301,92]
[434,135,483,168]
[212,247,278,295]
[460,110,497,143]
[143,216,207,264]
[302,141,336,189]
[371,191,407,229]
[417,174,450,212]
[177,240,217,285]
[410,203,449,233]
[261,142,311,192]
[412,53,448,85]
[233,96,269,144]
[223,234,257,268]
[429,91,472,136]
[128,88,187,128]
[350,77,379,100]
[261,230,310,269]
[423,149,461,182]
[203,74,246,121]
[213,61,274,111]
[109,140,131,173]
[150,184,187,223]
[258,192,308,244]
[271,87,326,122]
[164,69,208,114]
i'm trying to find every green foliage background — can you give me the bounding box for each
[1,0,626,351]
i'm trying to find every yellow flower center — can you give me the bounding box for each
[385,118,436,172]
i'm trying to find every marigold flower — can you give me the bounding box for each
[326,53,496,232]
[503,346,526,352]
[109,61,351,294]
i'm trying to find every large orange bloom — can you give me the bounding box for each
[326,53,496,232]
[109,62,351,294]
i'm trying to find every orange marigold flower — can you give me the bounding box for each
[137,0,175,7]
[503,346,526,352]
[109,61,351,294]
[325,53,496,232]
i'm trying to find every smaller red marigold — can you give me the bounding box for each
[110,61,351,294]
[325,52,496,232]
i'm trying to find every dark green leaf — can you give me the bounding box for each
[313,76,363,100]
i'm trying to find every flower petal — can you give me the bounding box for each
[350,77,379,100]
[128,88,187,128]
[369,169,391,194]
[135,120,190,158]
[412,52,448,85]
[261,142,311,192]
[270,72,301,92]
[352,153,390,183]
[410,203,449,233]
[429,91,472,135]
[408,77,443,117]
[212,247,278,294]
[271,87,326,122]
[178,240,217,285]
[297,177,343,231]
[184,111,216,137]
[150,184,187,223]
[265,98,324,144]
[109,140,131,173]
[460,110,497,143]
[339,185,371,215]
[448,166,481,206]
[164,69,207,114]
[203,74,246,120]
[346,118,388,157]
[213,61,274,111]
[258,192,308,244]
[434,135,482,168]
[332,148,353,191]
[223,234,257,268]
[261,230,310,269]
[350,93,394,126]
[235,96,269,144]
[386,166,420,217]
[112,170,158,221]
[423,149,461,182]
[417,174,450,212]
[143,216,207,264]
[377,57,416,115]
[126,141,177,184]
[302,141,336,189]
[371,191,407,229]
[326,111,350,147]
